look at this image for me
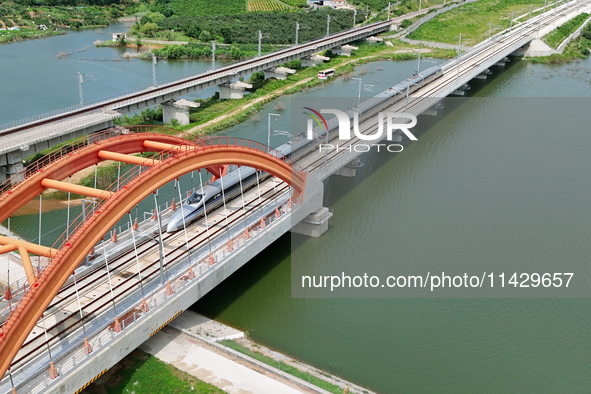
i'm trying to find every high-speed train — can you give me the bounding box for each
[166,65,443,232]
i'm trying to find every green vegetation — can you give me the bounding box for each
[543,12,589,48]
[0,28,63,43]
[219,339,343,394]
[247,0,290,12]
[526,33,591,64]
[280,0,306,7]
[0,0,143,43]
[151,42,282,59]
[408,0,547,45]
[83,350,227,394]
[156,9,355,45]
[350,0,445,14]
[169,0,247,17]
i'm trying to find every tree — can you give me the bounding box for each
[400,19,412,29]
[162,30,175,41]
[230,45,241,59]
[198,30,211,42]
[141,22,158,37]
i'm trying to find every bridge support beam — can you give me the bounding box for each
[263,67,296,81]
[218,81,253,100]
[161,100,199,126]
[300,54,330,67]
[332,45,359,57]
[291,207,333,238]
[333,158,362,177]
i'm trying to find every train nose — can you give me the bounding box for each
[166,218,180,233]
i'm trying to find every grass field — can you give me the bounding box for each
[408,0,547,46]
[83,350,227,394]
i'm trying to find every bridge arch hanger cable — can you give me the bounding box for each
[0,127,307,380]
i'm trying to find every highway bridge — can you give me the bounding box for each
[0,0,590,392]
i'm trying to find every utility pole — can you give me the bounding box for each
[529,4,533,20]
[77,72,96,106]
[152,53,157,86]
[211,41,216,69]
[510,12,514,31]
[456,33,461,86]
[387,2,390,19]
[258,30,262,57]
[296,22,299,45]
[78,72,84,106]
[488,20,493,40]
[353,9,357,27]
[419,0,422,11]
[416,49,422,74]
[268,113,280,153]
[327,15,331,36]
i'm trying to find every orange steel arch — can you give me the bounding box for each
[0,129,225,223]
[0,133,306,380]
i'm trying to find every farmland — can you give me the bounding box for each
[170,0,247,16]
[247,0,290,11]
[280,0,307,6]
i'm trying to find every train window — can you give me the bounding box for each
[188,193,203,204]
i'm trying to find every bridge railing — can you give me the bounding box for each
[0,104,84,133]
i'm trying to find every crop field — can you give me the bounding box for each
[247,0,289,11]
[280,0,307,6]
[170,0,247,16]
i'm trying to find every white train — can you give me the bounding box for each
[166,65,444,232]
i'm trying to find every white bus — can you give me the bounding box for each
[318,68,335,79]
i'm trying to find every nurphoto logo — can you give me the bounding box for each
[303,107,418,153]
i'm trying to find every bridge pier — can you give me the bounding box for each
[475,69,492,80]
[452,84,471,96]
[300,54,330,67]
[291,207,333,238]
[218,81,253,100]
[161,99,200,126]
[333,158,363,177]
[332,44,359,57]
[263,67,296,80]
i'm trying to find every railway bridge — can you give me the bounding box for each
[0,0,590,392]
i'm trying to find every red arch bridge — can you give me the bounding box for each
[0,126,306,393]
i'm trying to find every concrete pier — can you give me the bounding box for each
[333,44,359,57]
[333,158,362,177]
[291,207,333,237]
[218,81,253,99]
[263,67,296,80]
[161,99,200,126]
[300,54,330,67]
